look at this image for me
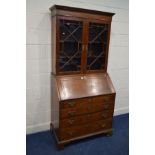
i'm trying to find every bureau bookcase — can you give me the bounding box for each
[50,5,116,149]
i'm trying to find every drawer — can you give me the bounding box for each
[60,113,92,128]
[91,119,112,133]
[91,110,113,121]
[60,106,88,118]
[92,101,114,112]
[60,98,92,109]
[94,94,115,104]
[60,102,114,118]
[59,125,88,140]
[60,110,113,128]
[59,119,112,141]
[60,94,115,110]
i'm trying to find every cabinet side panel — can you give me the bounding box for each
[105,23,112,72]
[52,16,56,74]
[51,75,59,128]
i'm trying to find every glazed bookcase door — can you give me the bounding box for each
[57,17,84,74]
[86,21,109,73]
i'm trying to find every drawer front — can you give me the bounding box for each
[60,98,93,110]
[91,119,112,133]
[92,101,114,112]
[94,95,115,104]
[60,102,114,118]
[60,106,89,118]
[60,113,92,128]
[60,110,113,128]
[60,94,115,110]
[91,110,113,122]
[59,119,112,140]
[59,125,88,140]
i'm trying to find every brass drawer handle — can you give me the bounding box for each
[88,98,92,102]
[68,132,73,136]
[68,119,75,125]
[68,111,76,117]
[101,124,106,128]
[85,124,90,129]
[87,105,92,111]
[104,97,109,101]
[87,114,91,118]
[102,113,108,118]
[68,101,76,107]
[103,104,109,110]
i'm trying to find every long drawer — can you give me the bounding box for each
[60,94,115,109]
[59,119,112,141]
[60,110,113,128]
[60,101,114,119]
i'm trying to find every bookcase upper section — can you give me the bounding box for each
[50,5,115,75]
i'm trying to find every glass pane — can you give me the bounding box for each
[87,22,108,70]
[59,19,83,72]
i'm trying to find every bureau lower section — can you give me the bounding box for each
[50,94,115,149]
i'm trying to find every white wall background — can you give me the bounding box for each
[26,0,129,134]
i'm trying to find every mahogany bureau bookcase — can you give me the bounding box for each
[49,5,116,149]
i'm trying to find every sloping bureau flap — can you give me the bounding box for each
[55,73,115,101]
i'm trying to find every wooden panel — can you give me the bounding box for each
[51,75,60,128]
[52,16,56,74]
[60,98,88,109]
[60,101,114,119]
[56,73,115,101]
[50,5,114,22]
[55,10,112,23]
[60,94,115,109]
[91,119,112,132]
[94,94,115,103]
[59,118,112,140]
[60,110,113,128]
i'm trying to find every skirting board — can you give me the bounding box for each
[26,107,129,134]
[114,106,129,116]
[26,122,51,134]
